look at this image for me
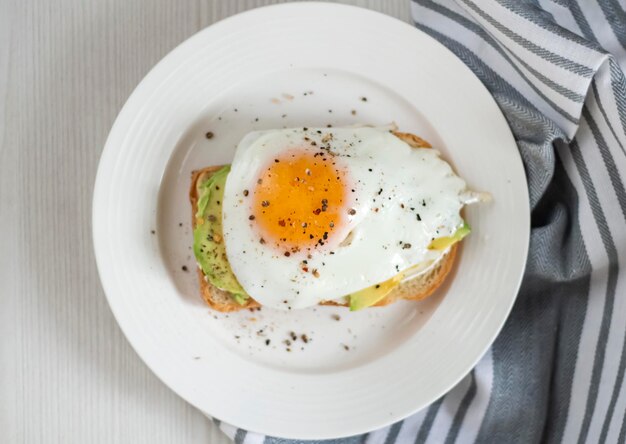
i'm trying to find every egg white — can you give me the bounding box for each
[221,126,467,310]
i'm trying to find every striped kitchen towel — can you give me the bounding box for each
[217,0,626,443]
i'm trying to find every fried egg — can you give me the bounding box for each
[221,126,468,310]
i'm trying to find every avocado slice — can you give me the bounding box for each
[349,221,471,311]
[193,166,249,305]
[349,273,405,311]
[428,222,471,250]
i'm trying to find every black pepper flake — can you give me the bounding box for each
[329,222,334,228]
[323,232,328,240]
[249,215,255,220]
[290,331,297,341]
[361,97,367,102]
[368,168,373,172]
[284,251,291,257]
[278,220,286,227]
[257,179,263,184]
[351,110,357,115]
[284,339,292,346]
[259,238,266,244]
[343,344,350,350]
[348,208,356,215]
[403,243,412,249]
[255,117,259,122]
[179,222,183,227]
[261,200,270,207]
[400,203,405,209]
[205,131,214,139]
[301,334,309,343]
[274,159,279,163]
[182,265,188,272]
[416,214,422,221]
[265,339,271,346]
[377,188,383,195]
[151,230,155,234]
[331,314,341,321]
[243,189,249,196]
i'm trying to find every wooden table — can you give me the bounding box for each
[0,1,410,442]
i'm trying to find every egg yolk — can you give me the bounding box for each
[252,149,348,253]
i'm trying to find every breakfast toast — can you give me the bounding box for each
[189,131,458,312]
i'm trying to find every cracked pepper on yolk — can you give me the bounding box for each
[251,149,348,252]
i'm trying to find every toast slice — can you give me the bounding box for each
[189,131,457,312]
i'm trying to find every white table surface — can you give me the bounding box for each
[0,0,410,442]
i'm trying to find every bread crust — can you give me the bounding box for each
[189,131,457,312]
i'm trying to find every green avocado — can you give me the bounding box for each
[349,273,404,311]
[193,165,249,305]
[428,222,471,250]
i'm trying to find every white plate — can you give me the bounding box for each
[93,3,529,440]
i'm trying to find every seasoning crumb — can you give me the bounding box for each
[312,269,320,278]
[282,93,294,100]
[271,98,281,104]
[181,265,188,272]
[331,314,341,321]
[205,131,214,139]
